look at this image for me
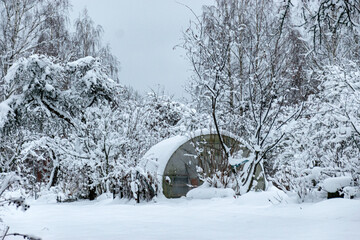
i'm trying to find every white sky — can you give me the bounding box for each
[70,0,214,99]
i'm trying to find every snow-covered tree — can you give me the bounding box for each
[71,8,120,82]
[0,2,120,102]
[0,0,70,78]
[272,62,360,201]
[0,55,117,198]
[0,53,196,201]
[182,0,304,193]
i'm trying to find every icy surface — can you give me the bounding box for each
[2,187,360,240]
[323,176,352,193]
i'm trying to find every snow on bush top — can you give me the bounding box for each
[67,56,96,68]
[323,176,352,193]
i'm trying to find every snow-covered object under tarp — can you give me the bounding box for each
[139,129,256,198]
[323,176,352,193]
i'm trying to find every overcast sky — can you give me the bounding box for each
[70,0,214,99]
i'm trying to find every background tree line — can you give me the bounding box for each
[0,0,119,86]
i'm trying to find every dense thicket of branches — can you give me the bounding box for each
[182,0,360,200]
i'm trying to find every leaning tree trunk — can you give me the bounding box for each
[240,151,267,193]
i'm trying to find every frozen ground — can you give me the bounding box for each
[1,188,360,240]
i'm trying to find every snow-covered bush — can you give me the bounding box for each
[0,55,192,202]
[118,168,159,203]
[323,176,352,193]
[0,173,35,239]
[0,55,119,200]
[271,63,360,201]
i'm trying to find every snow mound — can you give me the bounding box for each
[186,187,235,199]
[34,191,58,204]
[323,176,352,192]
[235,185,294,205]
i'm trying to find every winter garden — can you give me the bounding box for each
[0,0,360,239]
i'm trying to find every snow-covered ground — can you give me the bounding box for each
[1,188,360,240]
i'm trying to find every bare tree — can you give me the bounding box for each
[71,8,120,82]
[72,8,104,58]
[183,0,304,193]
[0,0,70,77]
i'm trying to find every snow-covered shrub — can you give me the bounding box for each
[0,173,33,239]
[0,55,192,202]
[0,55,119,200]
[342,186,358,199]
[271,63,360,201]
[191,135,267,196]
[323,176,352,193]
[118,168,159,203]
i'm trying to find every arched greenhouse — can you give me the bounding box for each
[140,130,266,198]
